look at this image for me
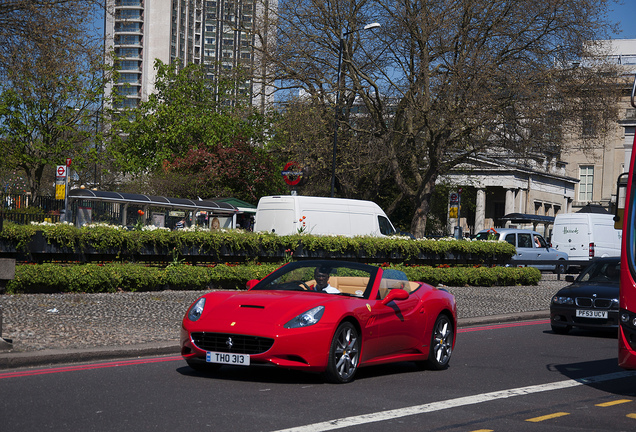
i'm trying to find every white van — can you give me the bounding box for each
[552,213,621,263]
[254,195,397,237]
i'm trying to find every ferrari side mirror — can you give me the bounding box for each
[381,288,409,305]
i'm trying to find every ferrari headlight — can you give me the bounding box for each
[552,296,574,305]
[187,297,206,322]
[284,306,325,329]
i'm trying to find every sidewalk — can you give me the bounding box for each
[0,277,568,369]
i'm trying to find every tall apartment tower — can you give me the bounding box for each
[104,0,275,110]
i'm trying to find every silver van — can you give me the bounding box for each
[475,228,569,272]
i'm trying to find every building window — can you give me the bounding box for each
[579,165,594,201]
[116,60,140,71]
[119,73,139,83]
[116,9,142,20]
[115,22,142,32]
[116,34,142,45]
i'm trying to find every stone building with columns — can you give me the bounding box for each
[442,39,636,239]
[443,154,577,238]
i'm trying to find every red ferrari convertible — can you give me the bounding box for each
[181,260,456,383]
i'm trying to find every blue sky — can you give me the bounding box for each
[609,1,636,39]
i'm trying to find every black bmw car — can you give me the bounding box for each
[550,257,620,334]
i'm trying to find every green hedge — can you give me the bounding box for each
[0,222,516,264]
[5,262,541,294]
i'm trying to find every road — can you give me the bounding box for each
[1,320,635,432]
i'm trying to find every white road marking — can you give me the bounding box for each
[273,371,636,432]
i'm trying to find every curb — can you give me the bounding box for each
[0,310,551,370]
[0,342,180,370]
[458,310,549,327]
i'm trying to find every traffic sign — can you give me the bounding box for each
[449,192,459,204]
[282,161,303,186]
[56,165,67,178]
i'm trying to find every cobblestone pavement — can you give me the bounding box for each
[0,279,569,353]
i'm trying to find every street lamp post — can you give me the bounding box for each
[331,22,380,198]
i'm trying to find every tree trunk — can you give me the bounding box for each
[410,174,438,239]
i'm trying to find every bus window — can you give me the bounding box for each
[615,172,628,230]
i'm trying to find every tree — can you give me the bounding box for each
[0,1,103,77]
[109,61,286,201]
[259,0,620,237]
[155,140,284,203]
[0,1,108,199]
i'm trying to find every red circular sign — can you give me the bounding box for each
[57,166,66,176]
[282,161,303,186]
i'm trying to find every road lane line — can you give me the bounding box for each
[596,399,632,407]
[272,371,636,432]
[525,412,569,422]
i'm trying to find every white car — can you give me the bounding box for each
[475,228,569,272]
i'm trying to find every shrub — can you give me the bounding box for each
[5,262,540,294]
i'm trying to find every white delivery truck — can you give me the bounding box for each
[552,212,621,265]
[254,195,397,237]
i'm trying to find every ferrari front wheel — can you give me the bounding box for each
[324,322,360,384]
[426,314,454,370]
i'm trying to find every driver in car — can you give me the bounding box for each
[313,267,340,294]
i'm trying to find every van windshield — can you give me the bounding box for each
[378,216,396,235]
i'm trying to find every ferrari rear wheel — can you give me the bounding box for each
[426,314,453,370]
[324,322,360,384]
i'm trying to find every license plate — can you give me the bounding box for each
[576,309,608,319]
[206,351,250,366]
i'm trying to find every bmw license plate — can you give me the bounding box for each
[576,309,608,319]
[206,351,250,366]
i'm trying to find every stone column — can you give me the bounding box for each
[505,189,515,214]
[475,189,486,232]
[517,189,526,214]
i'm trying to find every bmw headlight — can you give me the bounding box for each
[284,306,325,329]
[552,296,574,305]
[187,297,206,322]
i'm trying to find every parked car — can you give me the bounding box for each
[181,260,457,383]
[475,228,568,272]
[550,257,620,334]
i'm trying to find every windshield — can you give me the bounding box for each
[475,231,499,241]
[577,260,620,283]
[252,261,378,299]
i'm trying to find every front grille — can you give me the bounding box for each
[191,332,274,354]
[575,297,614,309]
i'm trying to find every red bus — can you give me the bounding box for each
[617,77,636,368]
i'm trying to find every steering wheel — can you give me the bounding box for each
[299,281,311,291]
